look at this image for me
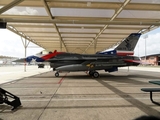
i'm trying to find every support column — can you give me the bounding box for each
[21,37,30,72]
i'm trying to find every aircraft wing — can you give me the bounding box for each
[81,57,141,67]
[84,61,127,67]
[12,58,26,62]
[47,55,120,62]
[46,58,90,62]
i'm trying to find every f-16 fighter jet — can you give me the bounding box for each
[47,33,141,78]
[14,33,141,78]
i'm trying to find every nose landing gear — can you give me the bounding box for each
[55,72,59,77]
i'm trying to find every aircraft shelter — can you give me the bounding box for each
[1,1,160,119]
[0,0,160,54]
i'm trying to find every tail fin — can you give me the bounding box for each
[97,33,141,56]
[115,33,141,51]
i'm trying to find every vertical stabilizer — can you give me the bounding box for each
[115,33,141,51]
[97,33,141,56]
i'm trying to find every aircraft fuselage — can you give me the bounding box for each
[49,53,140,72]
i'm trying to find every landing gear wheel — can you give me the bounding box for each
[92,72,99,78]
[55,72,59,77]
[89,71,94,76]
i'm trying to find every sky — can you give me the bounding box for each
[0,7,45,58]
[0,29,44,58]
[134,27,160,57]
[0,27,160,58]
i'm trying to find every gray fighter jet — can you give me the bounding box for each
[47,33,142,78]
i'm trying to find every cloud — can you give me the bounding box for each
[0,29,44,58]
[134,28,160,57]
[3,7,38,15]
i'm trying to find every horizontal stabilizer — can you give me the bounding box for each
[124,59,141,63]
[98,33,141,55]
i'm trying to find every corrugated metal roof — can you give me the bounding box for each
[0,0,160,54]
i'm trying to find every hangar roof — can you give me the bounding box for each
[0,0,160,54]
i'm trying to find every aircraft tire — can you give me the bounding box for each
[89,71,94,76]
[92,72,99,78]
[55,72,59,77]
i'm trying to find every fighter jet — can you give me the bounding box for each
[14,33,141,78]
[47,33,142,78]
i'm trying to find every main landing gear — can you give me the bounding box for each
[89,71,99,78]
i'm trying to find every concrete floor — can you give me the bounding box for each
[0,66,160,120]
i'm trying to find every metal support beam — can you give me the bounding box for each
[82,0,131,53]
[21,37,30,72]
[41,0,53,19]
[7,26,42,47]
[0,0,25,14]
[3,19,160,25]
[95,0,131,39]
[41,0,68,52]
[1,15,160,22]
